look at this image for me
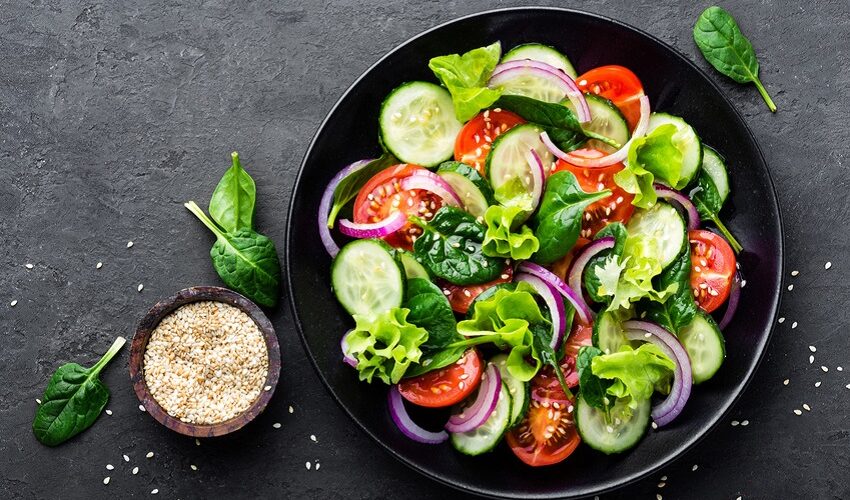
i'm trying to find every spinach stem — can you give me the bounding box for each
[446,335,500,349]
[185,200,226,240]
[91,336,126,375]
[752,78,777,113]
[711,215,743,253]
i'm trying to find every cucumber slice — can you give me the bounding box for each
[563,94,630,153]
[331,239,404,318]
[575,395,650,454]
[437,161,494,219]
[486,123,554,207]
[397,251,430,280]
[491,354,530,427]
[379,81,462,167]
[679,311,725,384]
[490,68,570,103]
[501,43,577,78]
[701,146,729,203]
[593,310,627,355]
[450,382,512,455]
[646,113,702,188]
[626,201,686,269]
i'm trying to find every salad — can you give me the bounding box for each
[318,41,742,466]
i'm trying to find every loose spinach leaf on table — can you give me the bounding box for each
[403,278,461,350]
[411,206,503,285]
[693,6,777,112]
[639,247,698,333]
[577,345,613,410]
[209,151,256,233]
[532,171,611,264]
[690,170,743,253]
[326,154,398,228]
[33,337,125,446]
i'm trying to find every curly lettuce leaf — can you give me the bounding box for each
[429,42,503,122]
[615,123,689,208]
[482,204,540,260]
[591,343,676,410]
[343,308,428,385]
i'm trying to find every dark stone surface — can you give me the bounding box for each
[1,1,847,498]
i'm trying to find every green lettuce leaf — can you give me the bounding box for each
[343,308,428,384]
[591,343,676,409]
[482,204,540,260]
[429,42,503,122]
[615,123,689,208]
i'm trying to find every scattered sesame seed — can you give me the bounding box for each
[133,466,139,475]
[731,420,739,426]
[661,475,667,481]
[10,300,17,307]
[105,409,112,415]
[809,355,814,364]
[123,455,130,462]
[127,241,134,248]
[783,379,789,386]
[146,452,154,459]
[651,422,658,429]
[692,464,699,471]
[815,381,823,389]
[273,423,281,429]
[103,477,110,485]
[96,262,103,269]
[803,404,811,411]
[264,385,271,391]
[787,284,794,291]
[190,465,197,471]
[822,366,829,372]
[151,489,158,495]
[793,409,802,415]
[289,406,294,414]
[792,322,798,329]
[106,464,114,470]
[139,404,146,412]
[305,461,312,470]
[778,317,785,323]
[657,494,663,500]
[195,438,201,446]
[825,262,832,269]
[315,462,321,470]
[36,398,41,404]
[658,482,666,488]
[741,279,747,287]
[809,345,817,352]
[741,420,749,426]
[25,263,33,269]
[846,384,850,390]
[137,284,144,292]
[310,434,317,442]
[791,270,799,276]
[736,496,742,500]
[838,367,844,372]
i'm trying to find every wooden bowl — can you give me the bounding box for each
[129,286,281,437]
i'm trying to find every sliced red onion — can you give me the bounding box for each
[445,363,501,433]
[388,385,449,444]
[318,159,375,257]
[543,95,651,168]
[341,330,357,367]
[338,210,407,239]
[489,63,590,123]
[567,236,616,307]
[524,149,546,212]
[399,174,463,208]
[718,272,742,330]
[655,183,700,231]
[516,273,566,350]
[517,262,592,324]
[622,320,693,427]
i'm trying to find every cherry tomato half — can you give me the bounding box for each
[507,385,580,467]
[397,349,482,408]
[440,266,514,314]
[689,229,736,313]
[577,65,645,131]
[454,109,525,175]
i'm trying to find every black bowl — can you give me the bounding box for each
[285,7,783,499]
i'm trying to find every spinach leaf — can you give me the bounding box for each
[185,201,281,307]
[411,206,503,285]
[584,223,628,303]
[404,346,467,378]
[404,278,460,349]
[690,171,743,253]
[528,320,572,397]
[209,151,256,233]
[577,346,613,410]
[33,337,125,446]
[429,42,503,122]
[693,6,777,112]
[640,247,698,333]
[495,95,618,150]
[532,171,611,264]
[326,154,397,228]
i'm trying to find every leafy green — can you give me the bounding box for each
[693,6,777,112]
[639,248,698,333]
[614,124,686,208]
[343,308,428,384]
[482,204,540,260]
[577,346,612,410]
[326,154,398,228]
[403,278,460,350]
[532,171,611,264]
[584,223,628,303]
[591,343,675,410]
[411,206,503,285]
[209,152,256,233]
[404,346,467,378]
[691,170,743,253]
[185,201,281,307]
[33,337,125,446]
[429,42,503,122]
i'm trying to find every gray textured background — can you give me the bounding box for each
[2,0,848,498]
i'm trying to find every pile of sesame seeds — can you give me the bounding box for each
[144,300,269,424]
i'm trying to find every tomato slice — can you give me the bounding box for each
[689,229,736,313]
[530,319,593,404]
[507,385,580,466]
[576,65,645,131]
[353,164,442,250]
[454,109,525,175]
[397,349,482,408]
[553,149,635,238]
[440,266,513,314]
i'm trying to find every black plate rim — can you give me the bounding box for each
[285,6,784,498]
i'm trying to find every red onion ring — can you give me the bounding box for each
[388,385,449,444]
[542,95,651,168]
[566,236,616,307]
[445,363,501,433]
[318,159,374,257]
[341,330,357,368]
[524,149,546,212]
[515,273,566,350]
[622,320,693,427]
[491,60,590,123]
[718,271,742,330]
[654,183,700,231]
[338,210,407,239]
[399,175,463,208]
[517,262,592,324]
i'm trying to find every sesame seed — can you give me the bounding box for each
[846,384,850,390]
[651,421,658,429]
[106,464,114,470]
[315,462,321,470]
[794,409,802,415]
[741,420,749,426]
[809,345,817,352]
[500,274,509,280]
[661,475,667,481]
[103,477,110,485]
[657,494,663,500]
[783,379,789,386]
[123,455,130,462]
[146,452,154,459]
[195,438,201,446]
[606,425,614,433]
[305,461,312,470]
[127,241,134,248]
[264,385,271,391]
[151,489,158,495]
[787,284,794,291]
[310,434,317,442]
[36,398,41,404]
[289,406,294,414]
[731,420,739,426]
[658,482,666,488]
[96,262,103,269]
[741,279,747,287]
[791,270,799,276]
[139,404,146,412]
[25,263,33,269]
[133,466,139,475]
[822,366,829,372]
[803,404,811,411]
[137,284,144,292]
[190,465,197,471]
[778,317,785,323]
[838,367,844,371]
[825,262,832,269]
[10,300,17,307]
[105,409,112,415]
[273,423,281,429]
[692,464,699,471]
[809,355,814,364]
[792,322,798,329]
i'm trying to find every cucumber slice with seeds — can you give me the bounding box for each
[379,81,463,167]
[502,43,577,78]
[437,161,494,219]
[450,382,512,455]
[575,394,650,454]
[563,94,630,153]
[331,239,404,318]
[679,311,725,384]
[491,353,530,427]
[593,310,628,355]
[397,251,431,280]
[626,201,686,269]
[701,146,729,203]
[646,113,702,188]
[486,123,554,208]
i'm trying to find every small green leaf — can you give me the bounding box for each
[343,308,428,384]
[403,278,460,350]
[326,154,398,228]
[209,151,256,233]
[482,204,540,260]
[429,42,503,122]
[494,95,589,152]
[690,172,743,253]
